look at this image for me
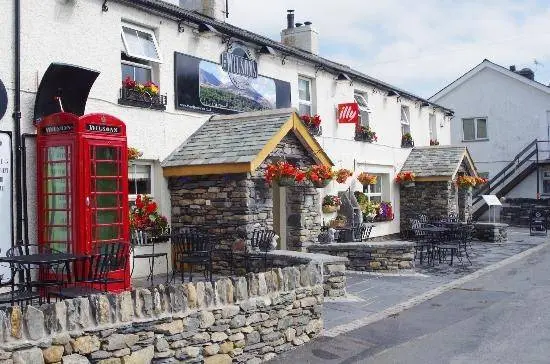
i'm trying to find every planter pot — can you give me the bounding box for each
[306,124,322,136]
[276,176,296,187]
[322,205,339,213]
[401,140,414,148]
[329,221,346,229]
[402,181,415,188]
[312,179,331,188]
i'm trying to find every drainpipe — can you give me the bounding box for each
[22,133,36,244]
[13,0,23,246]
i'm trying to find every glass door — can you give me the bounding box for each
[42,144,73,253]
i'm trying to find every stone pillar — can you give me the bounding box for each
[458,187,473,222]
[286,186,321,251]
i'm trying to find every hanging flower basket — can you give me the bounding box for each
[306,165,334,188]
[329,215,347,228]
[128,146,143,161]
[277,176,296,187]
[264,161,305,186]
[395,171,416,186]
[456,175,477,189]
[322,205,339,213]
[357,172,377,186]
[335,169,352,184]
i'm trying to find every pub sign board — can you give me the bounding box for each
[175,44,291,114]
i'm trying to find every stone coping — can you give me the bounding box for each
[266,250,349,265]
[474,222,509,228]
[308,240,416,250]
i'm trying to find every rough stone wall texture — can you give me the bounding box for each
[474,223,508,242]
[458,187,473,222]
[0,265,323,364]
[308,243,415,272]
[400,181,458,230]
[168,132,322,273]
[500,198,550,227]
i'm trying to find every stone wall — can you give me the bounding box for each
[308,241,415,272]
[0,266,323,364]
[474,222,508,242]
[500,198,550,227]
[458,188,473,222]
[400,181,458,230]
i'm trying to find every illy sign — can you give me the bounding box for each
[337,102,359,124]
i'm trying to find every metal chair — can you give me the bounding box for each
[530,209,548,236]
[358,223,374,242]
[245,230,276,274]
[131,230,169,284]
[0,249,41,307]
[171,229,213,282]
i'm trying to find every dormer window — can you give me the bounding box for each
[354,92,371,127]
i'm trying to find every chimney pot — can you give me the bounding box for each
[295,22,302,27]
[286,9,295,29]
[304,21,312,26]
[509,65,516,72]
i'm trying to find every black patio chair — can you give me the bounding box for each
[171,229,214,282]
[245,230,276,274]
[437,226,471,266]
[530,209,548,236]
[0,249,41,307]
[131,230,169,284]
[358,223,374,242]
[93,241,130,290]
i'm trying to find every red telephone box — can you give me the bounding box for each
[37,112,130,291]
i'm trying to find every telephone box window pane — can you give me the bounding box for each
[94,226,119,241]
[96,210,120,224]
[95,178,119,192]
[47,227,68,242]
[46,211,69,225]
[96,194,120,208]
[49,243,69,254]
[47,195,69,209]
[46,179,68,193]
[46,163,68,178]
[95,147,118,160]
[95,162,118,176]
[47,146,67,161]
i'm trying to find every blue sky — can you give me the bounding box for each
[229,0,550,98]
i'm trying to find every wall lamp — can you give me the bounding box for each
[198,23,219,34]
[387,90,399,97]
[420,101,430,107]
[259,45,277,55]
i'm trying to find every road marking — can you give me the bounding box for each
[323,242,548,337]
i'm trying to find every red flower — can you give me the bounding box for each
[135,194,143,209]
[123,76,136,89]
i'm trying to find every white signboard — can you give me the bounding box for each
[482,195,502,206]
[0,134,11,279]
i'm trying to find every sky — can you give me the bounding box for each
[227,0,550,98]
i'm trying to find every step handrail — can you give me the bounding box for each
[473,139,538,198]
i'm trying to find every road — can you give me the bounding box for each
[271,242,550,364]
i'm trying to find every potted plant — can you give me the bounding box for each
[401,133,414,148]
[376,201,394,221]
[130,194,169,240]
[300,114,322,136]
[336,168,352,184]
[306,165,335,188]
[128,146,143,161]
[430,139,439,146]
[395,171,416,187]
[329,214,347,228]
[264,161,305,187]
[357,172,377,186]
[456,175,477,191]
[322,195,341,213]
[354,124,378,143]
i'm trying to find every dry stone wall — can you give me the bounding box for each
[0,264,323,364]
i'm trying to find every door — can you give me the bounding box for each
[84,140,129,290]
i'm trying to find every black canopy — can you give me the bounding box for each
[34,63,100,122]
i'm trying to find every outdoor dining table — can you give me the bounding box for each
[415,226,450,265]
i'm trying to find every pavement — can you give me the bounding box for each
[270,227,550,363]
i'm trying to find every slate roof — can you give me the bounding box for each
[162,108,295,167]
[401,146,475,178]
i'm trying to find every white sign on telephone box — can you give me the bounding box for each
[0,134,11,279]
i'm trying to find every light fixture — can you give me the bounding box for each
[102,0,108,12]
[387,90,400,97]
[259,45,276,55]
[178,20,185,33]
[420,101,429,107]
[198,23,219,34]
[336,73,351,81]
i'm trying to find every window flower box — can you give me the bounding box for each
[401,133,414,148]
[119,87,167,110]
[430,139,439,146]
[300,114,322,136]
[354,125,378,143]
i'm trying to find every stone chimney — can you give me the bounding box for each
[280,11,319,55]
[179,0,227,22]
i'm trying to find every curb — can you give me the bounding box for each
[323,242,548,337]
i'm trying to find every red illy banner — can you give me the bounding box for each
[337,102,359,124]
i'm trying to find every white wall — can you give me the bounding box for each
[0,0,450,260]
[434,67,550,179]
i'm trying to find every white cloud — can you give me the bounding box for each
[227,0,550,97]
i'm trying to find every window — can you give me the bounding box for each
[363,175,382,203]
[354,92,371,127]
[462,118,488,141]
[121,24,162,63]
[429,113,437,142]
[401,105,410,135]
[128,163,152,197]
[121,54,152,84]
[298,77,313,115]
[543,171,550,194]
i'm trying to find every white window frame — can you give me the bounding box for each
[128,161,154,201]
[429,113,437,141]
[298,77,313,115]
[462,117,488,141]
[354,92,371,127]
[401,105,410,135]
[121,22,163,64]
[363,174,383,202]
[121,59,153,83]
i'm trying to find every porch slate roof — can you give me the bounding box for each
[161,108,333,176]
[401,146,477,179]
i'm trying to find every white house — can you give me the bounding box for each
[430,59,550,220]
[1,0,452,276]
